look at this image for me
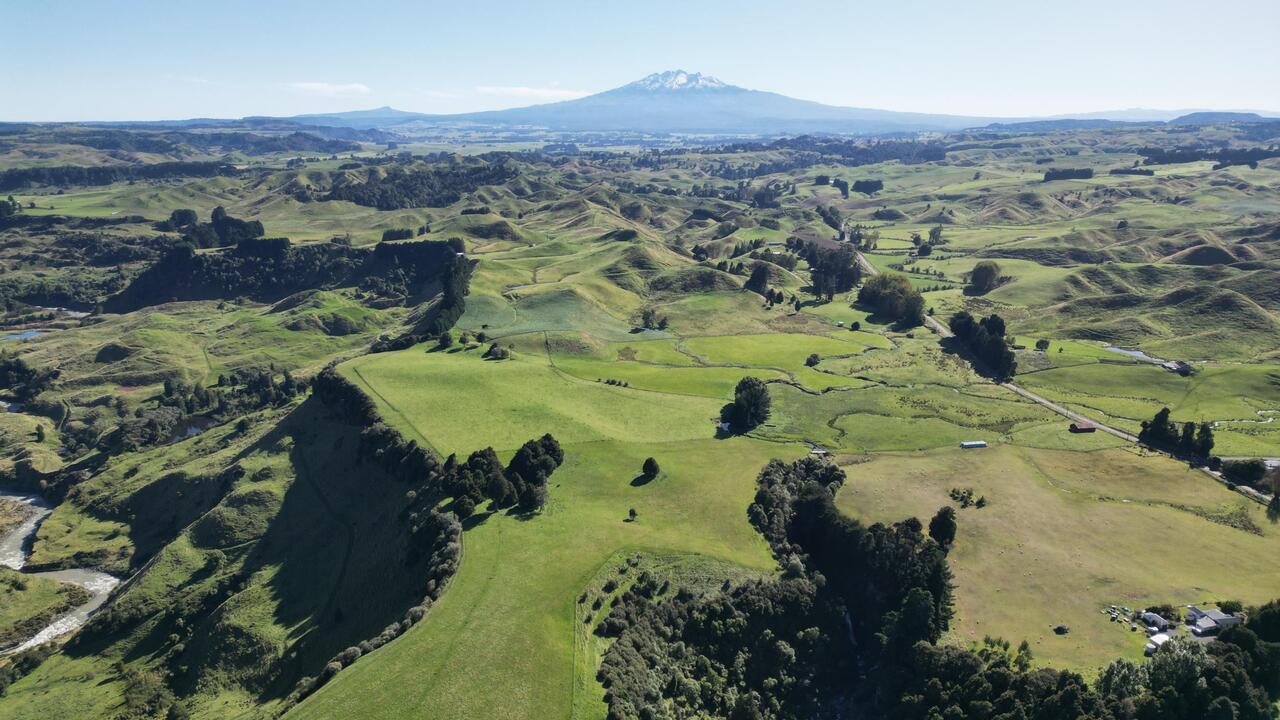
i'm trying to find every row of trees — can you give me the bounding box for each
[1138,407,1215,459]
[1043,168,1094,181]
[0,162,237,192]
[948,311,1018,379]
[1138,145,1280,170]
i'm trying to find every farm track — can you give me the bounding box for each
[854,250,1275,505]
[855,249,1137,441]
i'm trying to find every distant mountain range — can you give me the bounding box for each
[91,70,1280,137]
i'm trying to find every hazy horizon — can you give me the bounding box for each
[4,0,1279,122]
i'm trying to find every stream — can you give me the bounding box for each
[0,489,120,654]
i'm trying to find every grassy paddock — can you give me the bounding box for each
[836,445,1280,673]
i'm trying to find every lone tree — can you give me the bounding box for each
[437,331,453,349]
[724,377,771,432]
[968,260,1002,294]
[805,353,821,367]
[929,506,958,548]
[642,457,660,479]
[1268,493,1280,524]
[1035,339,1050,351]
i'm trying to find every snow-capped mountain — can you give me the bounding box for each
[625,70,728,91]
[411,70,1003,134]
[290,70,1013,134]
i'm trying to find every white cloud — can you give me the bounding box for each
[289,82,372,98]
[475,85,589,101]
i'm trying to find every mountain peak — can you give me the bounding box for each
[626,70,728,91]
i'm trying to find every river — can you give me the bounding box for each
[0,489,120,654]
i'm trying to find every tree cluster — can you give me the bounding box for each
[967,260,1003,294]
[638,307,669,331]
[442,434,563,514]
[381,228,415,241]
[157,206,265,248]
[858,273,924,326]
[97,368,305,456]
[722,377,771,432]
[816,204,843,232]
[797,242,859,301]
[1222,459,1270,489]
[325,161,517,210]
[853,179,884,195]
[105,233,469,316]
[948,311,1017,379]
[0,351,60,401]
[1043,168,1095,181]
[0,195,20,219]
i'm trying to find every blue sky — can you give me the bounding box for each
[4,0,1277,121]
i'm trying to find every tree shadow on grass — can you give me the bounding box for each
[461,510,495,531]
[505,506,540,522]
[630,473,655,487]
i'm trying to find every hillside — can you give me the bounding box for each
[0,119,1278,720]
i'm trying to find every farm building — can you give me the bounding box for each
[959,441,988,449]
[1140,612,1169,631]
[1144,633,1172,655]
[1069,422,1097,433]
[1191,609,1243,636]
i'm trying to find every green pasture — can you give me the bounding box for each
[837,445,1280,674]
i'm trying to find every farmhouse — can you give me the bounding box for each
[1191,609,1243,636]
[1069,422,1097,433]
[959,441,988,449]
